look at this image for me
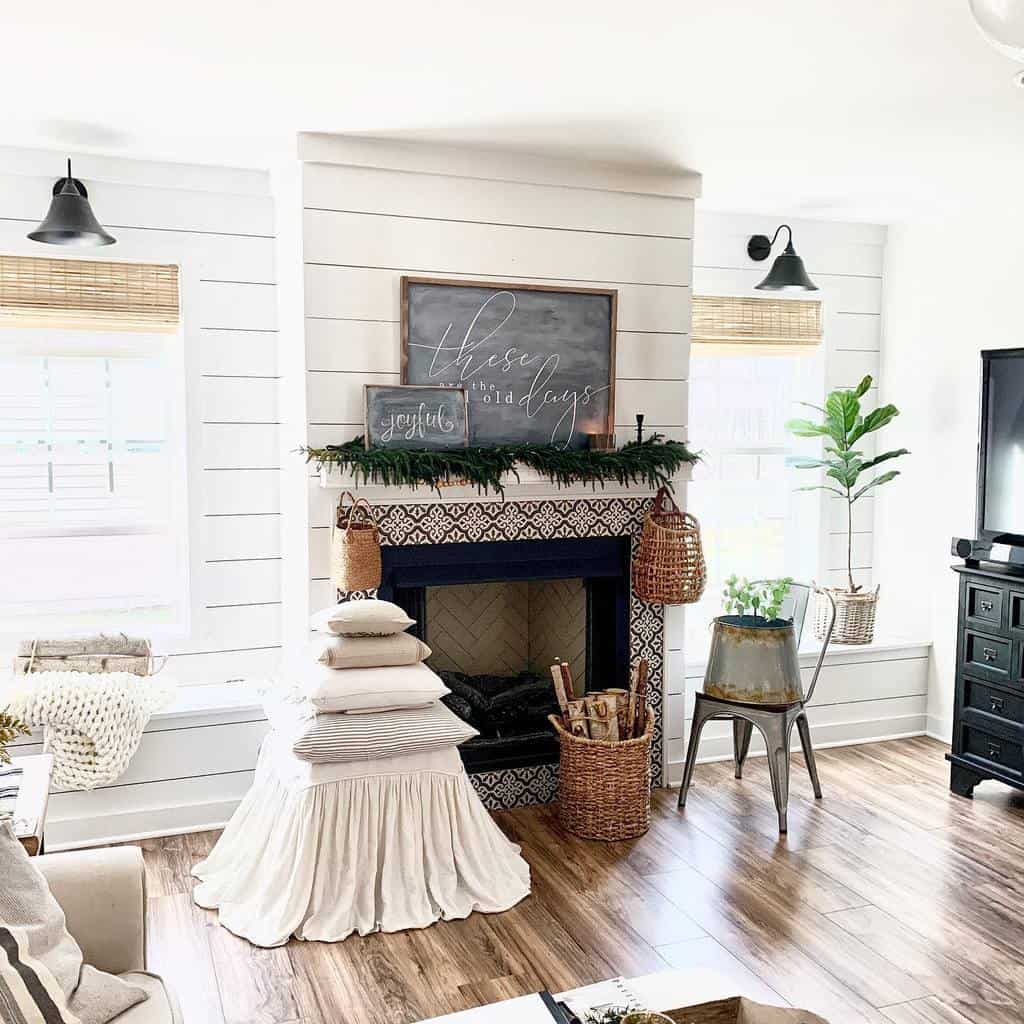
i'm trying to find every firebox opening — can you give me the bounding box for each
[378,536,631,774]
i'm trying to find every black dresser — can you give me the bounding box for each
[949,563,1024,797]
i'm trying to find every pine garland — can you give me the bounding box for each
[303,435,698,497]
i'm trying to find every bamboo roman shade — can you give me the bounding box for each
[0,255,180,331]
[692,295,822,348]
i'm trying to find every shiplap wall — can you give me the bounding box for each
[0,149,279,847]
[295,142,698,616]
[0,148,280,681]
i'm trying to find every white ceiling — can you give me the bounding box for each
[4,1,1021,222]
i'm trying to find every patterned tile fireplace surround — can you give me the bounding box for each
[353,494,664,810]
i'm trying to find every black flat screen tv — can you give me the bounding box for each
[978,348,1024,549]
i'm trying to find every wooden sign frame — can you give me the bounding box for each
[400,276,617,448]
[363,383,470,450]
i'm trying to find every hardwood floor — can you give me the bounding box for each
[129,737,1024,1024]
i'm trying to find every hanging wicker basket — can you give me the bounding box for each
[815,586,879,644]
[632,486,706,605]
[330,491,382,594]
[549,710,653,841]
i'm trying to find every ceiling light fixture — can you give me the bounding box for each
[28,158,116,247]
[747,225,818,292]
[969,0,1024,63]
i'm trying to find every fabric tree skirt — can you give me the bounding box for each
[191,736,532,947]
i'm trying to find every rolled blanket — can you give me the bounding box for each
[3,671,176,790]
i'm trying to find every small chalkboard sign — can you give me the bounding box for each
[364,384,469,450]
[402,276,617,450]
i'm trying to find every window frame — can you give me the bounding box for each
[0,245,202,641]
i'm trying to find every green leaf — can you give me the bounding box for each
[784,418,831,438]
[852,469,900,501]
[797,400,827,414]
[825,390,861,440]
[848,404,899,446]
[796,484,847,497]
[853,375,873,399]
[790,457,832,470]
[860,447,909,471]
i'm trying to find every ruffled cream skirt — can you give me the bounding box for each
[191,735,531,947]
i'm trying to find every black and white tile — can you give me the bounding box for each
[354,496,665,809]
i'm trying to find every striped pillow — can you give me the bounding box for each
[291,701,478,764]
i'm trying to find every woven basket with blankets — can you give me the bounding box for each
[192,598,531,948]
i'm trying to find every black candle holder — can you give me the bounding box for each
[635,414,645,444]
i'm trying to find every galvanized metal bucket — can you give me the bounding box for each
[702,615,803,706]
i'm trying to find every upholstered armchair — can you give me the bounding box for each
[36,846,182,1024]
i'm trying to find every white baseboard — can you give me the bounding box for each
[664,714,927,787]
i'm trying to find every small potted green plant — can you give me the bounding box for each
[0,710,29,766]
[785,374,908,644]
[703,576,805,705]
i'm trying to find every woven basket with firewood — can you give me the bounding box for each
[548,660,653,841]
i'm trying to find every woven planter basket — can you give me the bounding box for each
[815,586,879,644]
[330,491,382,594]
[632,486,706,605]
[549,710,653,841]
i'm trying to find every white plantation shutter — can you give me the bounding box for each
[0,354,171,536]
[0,337,188,629]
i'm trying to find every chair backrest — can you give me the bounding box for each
[750,580,812,646]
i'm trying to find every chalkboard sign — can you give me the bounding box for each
[401,277,617,450]
[363,384,469,450]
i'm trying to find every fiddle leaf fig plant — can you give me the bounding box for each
[785,375,908,594]
[722,575,794,622]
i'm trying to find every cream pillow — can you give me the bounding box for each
[286,659,449,713]
[309,599,415,637]
[312,632,431,669]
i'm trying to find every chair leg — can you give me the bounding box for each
[733,718,753,779]
[796,712,822,799]
[677,701,713,809]
[761,716,793,834]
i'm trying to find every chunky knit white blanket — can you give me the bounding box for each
[4,671,176,790]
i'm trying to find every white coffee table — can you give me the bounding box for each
[417,966,786,1024]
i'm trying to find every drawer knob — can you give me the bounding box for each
[983,646,999,663]
[980,600,994,613]
[988,741,1002,760]
[990,696,1006,714]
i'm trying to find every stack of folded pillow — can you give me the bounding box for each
[270,599,478,764]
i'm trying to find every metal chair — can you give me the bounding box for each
[676,582,836,833]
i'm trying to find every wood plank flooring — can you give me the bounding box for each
[128,738,1024,1024]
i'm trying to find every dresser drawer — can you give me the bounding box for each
[966,583,1004,629]
[962,724,1024,778]
[963,677,1024,725]
[962,630,1013,683]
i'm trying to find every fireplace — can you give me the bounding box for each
[378,537,630,773]
[358,495,664,808]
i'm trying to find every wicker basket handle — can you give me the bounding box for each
[334,490,357,528]
[651,485,680,517]
[344,496,379,536]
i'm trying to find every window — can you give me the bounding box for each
[0,256,187,634]
[684,295,825,661]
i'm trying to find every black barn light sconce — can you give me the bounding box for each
[28,158,116,247]
[747,224,817,291]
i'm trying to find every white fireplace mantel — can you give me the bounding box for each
[317,464,692,504]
